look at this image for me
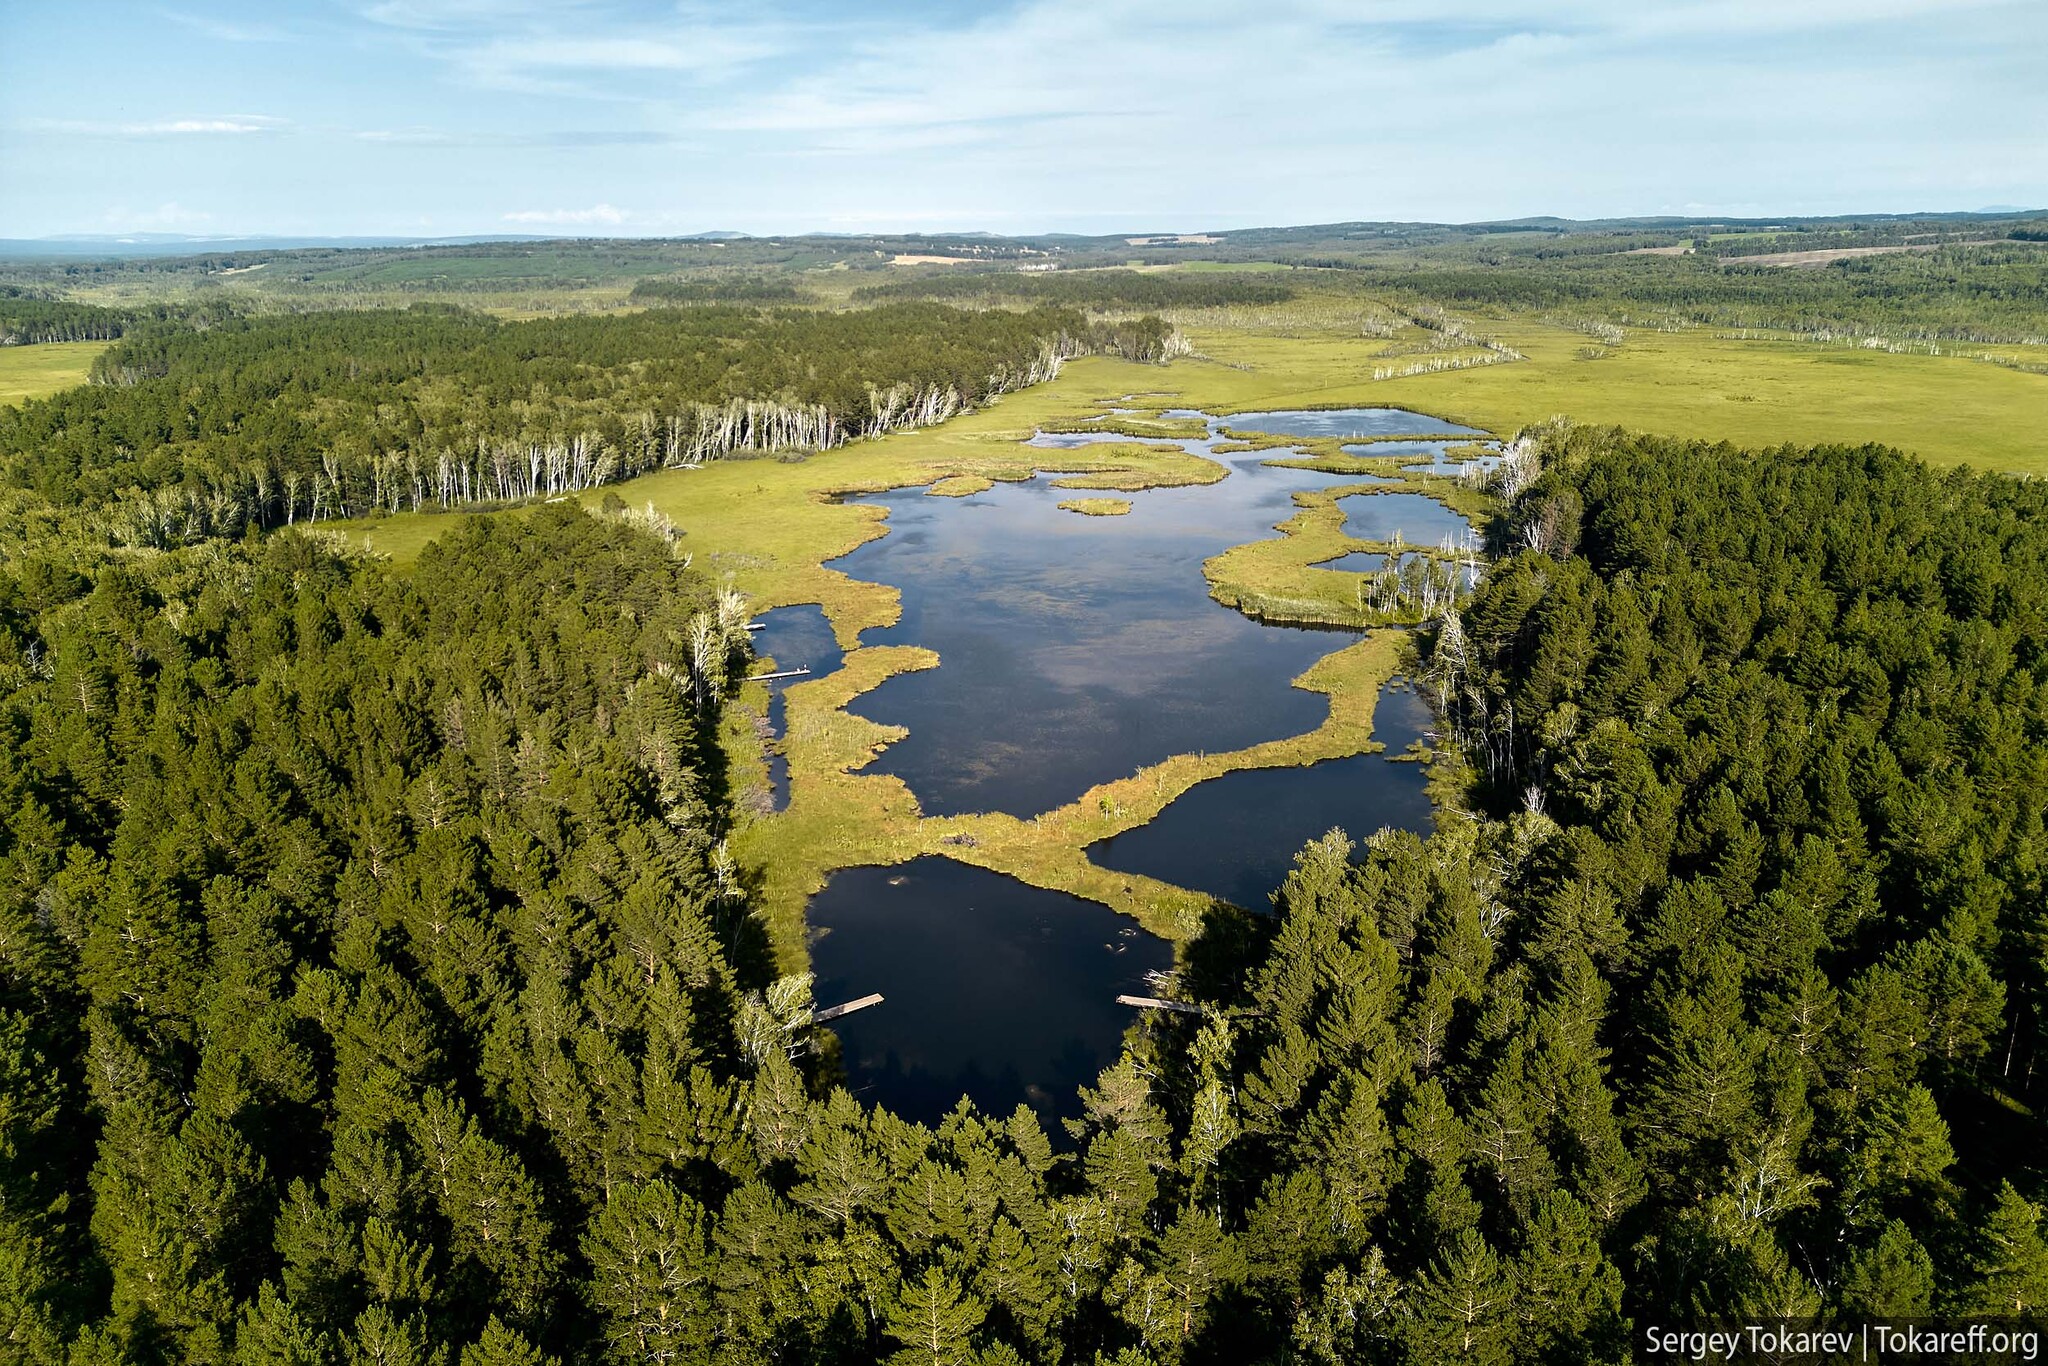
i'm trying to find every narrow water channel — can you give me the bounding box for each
[746,604,840,812]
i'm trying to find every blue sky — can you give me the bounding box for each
[1,0,2042,238]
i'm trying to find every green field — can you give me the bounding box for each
[1184,316,2048,473]
[0,341,107,406]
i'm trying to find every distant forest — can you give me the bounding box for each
[626,279,804,305]
[1321,245,2048,342]
[0,299,146,347]
[0,302,1180,545]
[853,270,1295,311]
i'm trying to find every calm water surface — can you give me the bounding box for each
[748,604,841,811]
[808,857,1172,1123]
[1090,687,1434,908]
[1313,548,1429,574]
[1338,491,1473,545]
[837,458,1378,817]
[1224,408,1484,440]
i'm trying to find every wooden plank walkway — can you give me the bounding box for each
[1116,994,1203,1016]
[813,993,884,1023]
[746,667,812,682]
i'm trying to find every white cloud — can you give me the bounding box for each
[104,202,215,230]
[161,10,289,42]
[501,204,629,225]
[359,0,590,31]
[356,128,459,144]
[469,34,776,73]
[35,114,287,137]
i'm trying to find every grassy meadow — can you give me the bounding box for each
[0,341,107,406]
[1187,315,2048,473]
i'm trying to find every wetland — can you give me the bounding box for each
[785,408,1471,1118]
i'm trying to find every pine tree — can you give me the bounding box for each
[1959,1182,2048,1317]
[884,1266,985,1366]
[1510,1192,1625,1363]
[581,1178,715,1364]
[1835,1221,1935,1318]
[1135,1207,1245,1351]
[973,1216,1057,1349]
[457,1318,556,1366]
[790,1094,886,1229]
[1402,1228,1511,1366]
[234,1283,330,1366]
[1637,949,1762,1178]
[346,1304,441,1366]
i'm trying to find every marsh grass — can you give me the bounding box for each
[0,341,108,406]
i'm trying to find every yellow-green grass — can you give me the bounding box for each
[1185,318,2048,474]
[1058,497,1132,516]
[1204,482,1475,629]
[0,342,108,406]
[738,630,1407,963]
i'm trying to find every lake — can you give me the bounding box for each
[800,409,1468,1121]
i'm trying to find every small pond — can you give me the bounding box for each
[808,857,1173,1124]
[1338,491,1474,546]
[1314,548,1429,574]
[1223,408,1484,440]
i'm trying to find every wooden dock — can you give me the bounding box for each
[1116,994,1203,1016]
[813,993,884,1023]
[746,666,812,682]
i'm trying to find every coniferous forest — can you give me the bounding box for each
[0,235,2046,1364]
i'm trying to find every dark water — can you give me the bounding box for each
[1088,687,1434,908]
[1314,548,1428,574]
[1341,439,1466,460]
[1339,491,1473,546]
[808,857,1173,1123]
[1404,453,1508,477]
[1224,408,1484,440]
[748,605,841,811]
[838,456,1378,817]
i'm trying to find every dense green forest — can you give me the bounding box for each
[6,403,2048,1360]
[0,300,143,347]
[0,302,1178,545]
[4,226,2048,1361]
[1321,244,2048,342]
[851,271,1294,311]
[625,280,805,305]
